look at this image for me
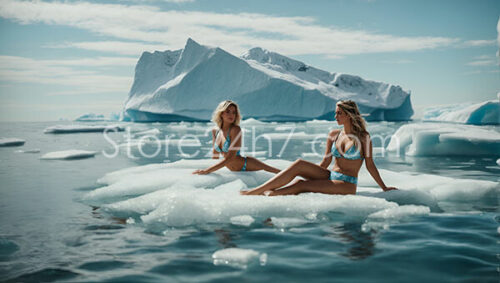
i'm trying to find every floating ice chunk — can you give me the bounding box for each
[241,118,267,125]
[15,149,40,153]
[366,205,430,220]
[41,150,98,160]
[85,160,280,205]
[139,187,395,228]
[212,248,267,268]
[263,131,310,140]
[230,215,255,227]
[423,100,499,125]
[305,119,330,125]
[0,138,25,147]
[301,152,320,158]
[132,128,160,137]
[356,167,498,212]
[87,159,498,230]
[44,124,125,134]
[497,159,500,166]
[75,113,107,122]
[118,137,201,150]
[270,217,310,228]
[386,123,500,156]
[362,205,430,231]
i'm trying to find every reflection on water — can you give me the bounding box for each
[327,222,376,260]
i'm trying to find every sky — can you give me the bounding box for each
[0,0,498,122]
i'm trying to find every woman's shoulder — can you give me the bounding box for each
[328,129,341,137]
[211,127,219,136]
[230,125,241,134]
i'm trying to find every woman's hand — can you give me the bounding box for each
[383,186,398,191]
[192,169,210,175]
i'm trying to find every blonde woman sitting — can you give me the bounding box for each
[193,100,280,175]
[241,100,397,195]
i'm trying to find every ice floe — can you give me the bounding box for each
[75,113,107,122]
[386,123,500,156]
[0,138,25,147]
[15,149,40,153]
[82,159,498,231]
[362,205,430,231]
[230,215,255,227]
[423,100,499,125]
[41,150,98,160]
[44,124,125,134]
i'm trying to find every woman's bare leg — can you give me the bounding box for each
[241,159,330,195]
[266,179,356,196]
[244,157,280,173]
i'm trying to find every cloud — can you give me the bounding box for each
[466,59,496,66]
[463,39,496,47]
[47,41,170,56]
[382,59,414,64]
[0,0,459,58]
[0,55,134,94]
[163,0,195,3]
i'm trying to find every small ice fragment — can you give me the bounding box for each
[44,124,124,134]
[212,248,262,269]
[0,138,25,147]
[41,150,98,160]
[230,215,255,227]
[15,149,40,153]
[270,217,309,228]
[259,253,268,266]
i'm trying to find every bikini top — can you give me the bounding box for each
[214,126,241,155]
[331,130,364,160]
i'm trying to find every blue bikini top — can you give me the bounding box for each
[331,131,363,160]
[214,126,241,155]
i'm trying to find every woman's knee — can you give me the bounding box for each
[291,158,306,169]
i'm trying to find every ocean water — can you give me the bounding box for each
[0,120,498,282]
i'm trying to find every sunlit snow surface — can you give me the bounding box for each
[83,159,498,232]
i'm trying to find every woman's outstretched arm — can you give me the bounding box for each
[364,134,397,191]
[193,126,242,174]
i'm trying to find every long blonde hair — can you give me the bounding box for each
[211,100,242,129]
[337,100,368,139]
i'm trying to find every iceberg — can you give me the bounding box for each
[422,100,499,125]
[0,138,25,147]
[386,123,500,156]
[44,124,125,134]
[121,38,413,122]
